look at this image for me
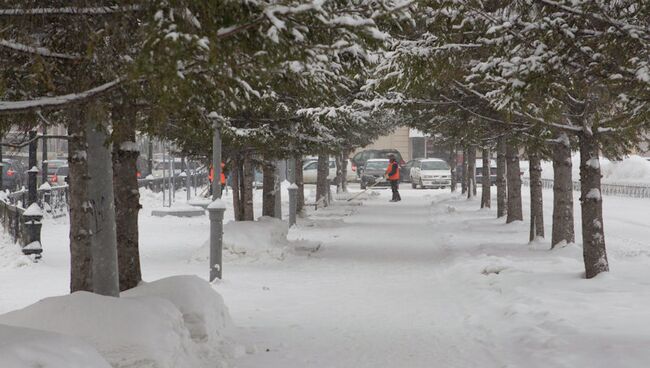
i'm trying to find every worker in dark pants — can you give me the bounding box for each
[385,154,401,202]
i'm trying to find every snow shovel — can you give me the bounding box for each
[347,178,386,202]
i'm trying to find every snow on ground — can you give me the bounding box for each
[2,182,650,367]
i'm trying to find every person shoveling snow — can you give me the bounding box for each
[385,154,401,202]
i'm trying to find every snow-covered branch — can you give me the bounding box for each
[0,78,122,115]
[0,39,81,60]
[0,5,141,16]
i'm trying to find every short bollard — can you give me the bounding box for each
[22,203,43,259]
[288,184,298,227]
[208,200,226,281]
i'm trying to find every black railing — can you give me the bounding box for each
[522,178,650,199]
[138,172,209,193]
[5,185,69,218]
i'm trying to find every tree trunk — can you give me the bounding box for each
[528,150,544,241]
[449,144,457,192]
[68,110,93,293]
[231,154,243,221]
[461,148,468,194]
[496,137,507,218]
[111,103,142,291]
[506,142,523,223]
[467,147,476,199]
[262,160,276,217]
[85,111,119,297]
[335,152,343,193]
[242,151,254,221]
[552,133,575,247]
[579,132,608,279]
[316,154,329,206]
[340,149,350,193]
[295,156,305,213]
[481,148,491,208]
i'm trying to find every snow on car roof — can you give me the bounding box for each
[367,158,389,161]
[419,158,446,162]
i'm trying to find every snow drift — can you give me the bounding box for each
[0,276,232,368]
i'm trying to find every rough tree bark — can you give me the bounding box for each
[340,149,350,193]
[295,156,305,213]
[461,147,468,194]
[335,152,344,193]
[481,148,491,208]
[496,137,507,218]
[316,154,329,206]
[552,133,575,247]
[579,132,609,279]
[111,101,142,291]
[262,160,276,217]
[467,147,476,199]
[506,142,523,223]
[231,154,244,221]
[449,144,457,192]
[528,150,544,241]
[86,112,119,297]
[242,151,254,221]
[68,109,93,292]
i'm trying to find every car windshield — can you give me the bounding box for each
[421,161,449,170]
[57,167,69,175]
[365,161,388,170]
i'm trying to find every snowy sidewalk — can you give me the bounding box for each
[222,188,650,368]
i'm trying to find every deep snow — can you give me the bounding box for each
[2,182,650,367]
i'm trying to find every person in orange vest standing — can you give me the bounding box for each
[385,154,401,202]
[209,162,227,194]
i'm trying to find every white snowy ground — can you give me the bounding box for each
[2,182,650,367]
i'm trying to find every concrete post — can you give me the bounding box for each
[208,204,225,281]
[23,208,43,260]
[212,119,222,200]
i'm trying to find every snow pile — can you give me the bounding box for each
[0,324,111,368]
[0,235,32,269]
[0,276,232,368]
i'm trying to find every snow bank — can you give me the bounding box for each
[0,324,111,368]
[0,276,232,368]
[535,154,650,185]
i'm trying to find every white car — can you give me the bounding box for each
[410,158,452,189]
[302,159,357,184]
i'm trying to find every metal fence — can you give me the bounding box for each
[138,172,209,193]
[523,178,650,199]
[5,185,69,218]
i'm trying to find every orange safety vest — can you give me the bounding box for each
[209,162,226,184]
[385,161,400,181]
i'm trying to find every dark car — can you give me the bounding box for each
[1,159,26,191]
[360,159,391,189]
[351,149,405,177]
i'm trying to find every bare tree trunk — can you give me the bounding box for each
[506,142,523,223]
[552,133,575,247]
[316,154,329,206]
[111,102,141,291]
[262,160,276,217]
[340,149,350,193]
[461,147,468,194]
[295,156,305,213]
[467,147,476,199]
[335,152,343,193]
[68,110,93,293]
[528,150,544,241]
[579,132,608,279]
[86,111,119,297]
[496,137,507,218]
[231,154,243,221]
[242,151,254,221]
[481,148,491,208]
[449,144,457,192]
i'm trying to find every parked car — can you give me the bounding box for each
[1,159,26,191]
[360,158,391,189]
[51,165,69,185]
[351,149,405,177]
[45,159,67,184]
[302,158,357,184]
[410,158,451,189]
[475,159,497,185]
[400,160,419,183]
